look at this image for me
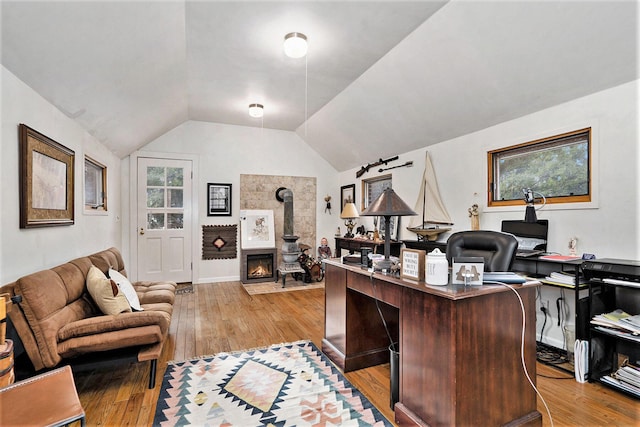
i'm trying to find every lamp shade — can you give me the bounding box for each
[248,103,263,118]
[361,188,416,217]
[340,202,359,219]
[283,32,308,58]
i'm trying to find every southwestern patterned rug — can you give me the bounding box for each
[153,340,391,427]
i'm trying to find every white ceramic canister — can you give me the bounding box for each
[426,248,449,286]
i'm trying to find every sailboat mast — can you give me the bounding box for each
[422,175,426,227]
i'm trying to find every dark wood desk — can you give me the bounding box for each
[322,260,541,427]
[404,239,589,340]
[335,237,403,257]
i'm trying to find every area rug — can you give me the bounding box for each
[153,340,391,427]
[243,280,324,295]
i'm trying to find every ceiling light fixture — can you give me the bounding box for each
[248,103,264,118]
[283,32,307,58]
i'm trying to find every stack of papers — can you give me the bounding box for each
[538,254,581,261]
[591,309,640,341]
[602,361,640,398]
[541,271,586,287]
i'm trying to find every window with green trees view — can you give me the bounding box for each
[488,128,591,207]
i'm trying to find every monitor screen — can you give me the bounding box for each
[501,219,548,251]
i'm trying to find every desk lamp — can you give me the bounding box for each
[340,202,359,238]
[361,188,416,271]
[523,188,546,223]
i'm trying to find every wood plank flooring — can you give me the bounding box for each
[73,281,638,426]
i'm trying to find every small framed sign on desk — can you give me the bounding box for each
[400,248,425,281]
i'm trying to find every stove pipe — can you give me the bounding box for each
[276,187,300,264]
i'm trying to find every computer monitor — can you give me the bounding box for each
[501,219,548,252]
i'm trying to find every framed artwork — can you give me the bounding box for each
[19,124,75,228]
[340,184,355,211]
[207,183,232,216]
[240,209,275,249]
[400,248,425,281]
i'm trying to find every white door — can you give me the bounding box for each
[137,157,192,283]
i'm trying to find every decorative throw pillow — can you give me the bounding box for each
[86,266,131,315]
[108,268,143,311]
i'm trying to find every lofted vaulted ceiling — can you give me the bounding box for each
[2,1,637,172]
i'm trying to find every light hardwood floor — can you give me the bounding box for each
[73,281,638,426]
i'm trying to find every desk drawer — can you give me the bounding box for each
[346,271,401,308]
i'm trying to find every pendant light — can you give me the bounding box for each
[283,32,307,58]
[248,103,264,118]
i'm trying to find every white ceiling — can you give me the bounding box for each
[2,1,638,172]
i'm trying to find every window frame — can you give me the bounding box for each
[487,128,592,208]
[361,174,392,210]
[84,155,107,213]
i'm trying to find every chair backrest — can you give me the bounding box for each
[446,230,518,272]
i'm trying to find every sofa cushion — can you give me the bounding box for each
[13,261,97,369]
[86,266,131,315]
[135,281,177,305]
[57,325,163,358]
[58,310,171,341]
[109,268,143,311]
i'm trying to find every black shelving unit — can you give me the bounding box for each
[583,259,640,399]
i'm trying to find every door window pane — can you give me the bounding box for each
[168,189,183,208]
[167,167,183,187]
[168,213,184,229]
[147,189,165,208]
[147,167,165,186]
[147,213,165,229]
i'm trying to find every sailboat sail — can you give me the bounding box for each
[407,152,453,240]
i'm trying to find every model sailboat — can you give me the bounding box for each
[406,151,453,241]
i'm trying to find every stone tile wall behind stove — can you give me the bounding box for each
[240,174,316,266]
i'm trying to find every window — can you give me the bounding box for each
[84,156,107,211]
[362,174,392,209]
[145,166,184,229]
[488,128,591,207]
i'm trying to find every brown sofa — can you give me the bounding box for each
[0,247,176,388]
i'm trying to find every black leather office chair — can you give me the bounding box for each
[446,230,518,272]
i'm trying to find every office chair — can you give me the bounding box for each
[446,230,518,272]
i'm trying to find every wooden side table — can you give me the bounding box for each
[335,236,403,258]
[0,365,85,426]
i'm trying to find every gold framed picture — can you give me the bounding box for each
[400,248,425,281]
[19,124,75,228]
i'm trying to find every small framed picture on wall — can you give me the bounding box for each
[207,183,232,216]
[340,184,355,211]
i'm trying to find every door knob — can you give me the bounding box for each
[139,227,145,235]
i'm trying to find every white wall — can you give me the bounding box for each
[1,66,122,284]
[3,59,636,348]
[125,120,339,283]
[338,80,639,347]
